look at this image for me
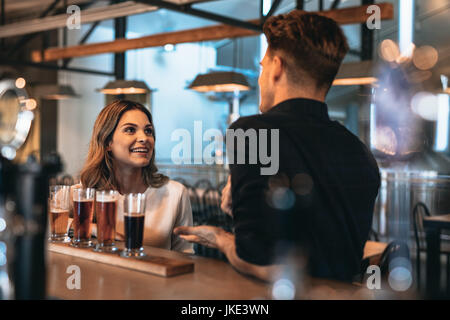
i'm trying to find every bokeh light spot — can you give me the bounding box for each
[292,173,313,196]
[388,267,412,292]
[413,46,438,70]
[411,91,439,121]
[272,278,295,300]
[379,40,400,62]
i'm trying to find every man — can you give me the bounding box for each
[174,11,380,282]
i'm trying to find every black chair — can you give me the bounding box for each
[194,179,213,190]
[412,202,450,292]
[201,188,233,232]
[60,174,75,186]
[216,180,227,193]
[50,174,76,186]
[378,240,410,277]
[189,185,233,262]
[368,228,380,242]
[358,240,411,285]
[186,185,202,224]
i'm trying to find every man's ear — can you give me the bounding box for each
[271,55,283,82]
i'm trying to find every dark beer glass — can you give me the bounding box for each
[48,185,70,243]
[71,188,95,248]
[121,193,146,257]
[94,190,119,252]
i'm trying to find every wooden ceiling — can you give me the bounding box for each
[2,0,210,22]
[3,0,94,22]
[31,3,395,63]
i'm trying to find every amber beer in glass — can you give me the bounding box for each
[121,193,146,257]
[48,185,70,242]
[72,188,95,248]
[94,190,119,252]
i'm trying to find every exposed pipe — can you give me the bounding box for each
[331,0,341,10]
[63,21,101,68]
[262,0,283,24]
[361,0,374,60]
[0,0,3,26]
[114,15,126,80]
[133,0,262,32]
[0,59,115,76]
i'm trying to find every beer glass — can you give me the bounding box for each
[71,188,95,248]
[94,190,119,252]
[121,193,146,257]
[48,185,71,243]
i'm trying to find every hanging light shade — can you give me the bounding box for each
[98,80,151,95]
[36,84,80,100]
[332,61,378,86]
[188,71,250,92]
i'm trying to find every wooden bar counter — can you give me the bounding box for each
[47,244,272,300]
[46,241,392,300]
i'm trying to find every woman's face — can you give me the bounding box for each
[108,109,154,169]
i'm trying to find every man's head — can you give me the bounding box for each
[258,11,349,113]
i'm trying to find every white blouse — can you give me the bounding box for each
[115,180,194,253]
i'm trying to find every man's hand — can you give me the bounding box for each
[175,225,283,282]
[174,225,232,250]
[220,176,232,217]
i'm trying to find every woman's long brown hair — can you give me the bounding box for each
[80,100,168,191]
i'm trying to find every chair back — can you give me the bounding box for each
[379,240,410,276]
[201,187,233,232]
[186,185,203,225]
[194,179,213,190]
[368,229,380,242]
[49,174,76,186]
[412,202,431,251]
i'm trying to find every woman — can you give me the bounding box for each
[79,99,193,253]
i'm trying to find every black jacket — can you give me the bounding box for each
[228,98,380,282]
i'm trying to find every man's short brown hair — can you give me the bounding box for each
[263,10,349,91]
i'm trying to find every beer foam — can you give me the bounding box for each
[124,212,145,217]
[73,198,94,202]
[96,194,117,202]
[50,208,69,213]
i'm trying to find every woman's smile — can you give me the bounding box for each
[130,146,151,157]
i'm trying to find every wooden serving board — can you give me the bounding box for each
[48,243,194,277]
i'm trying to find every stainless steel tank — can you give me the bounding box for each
[370,64,450,246]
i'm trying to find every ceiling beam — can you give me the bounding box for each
[0,0,209,39]
[31,20,258,62]
[31,3,394,63]
[314,2,392,25]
